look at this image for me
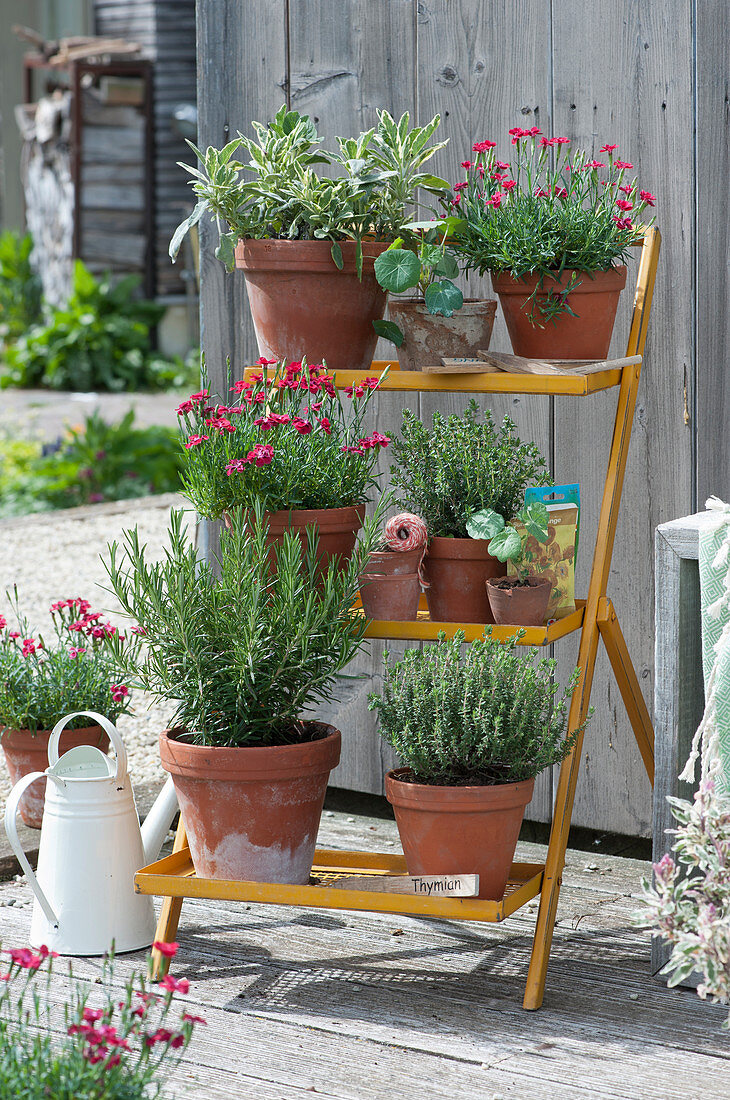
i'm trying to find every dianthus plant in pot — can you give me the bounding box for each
[101,504,380,884]
[170,106,449,370]
[369,631,586,899]
[372,218,496,371]
[0,591,131,828]
[467,502,551,626]
[390,400,550,623]
[177,359,391,576]
[449,129,657,358]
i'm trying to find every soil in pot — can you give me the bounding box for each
[385,768,535,900]
[486,576,552,627]
[424,537,506,623]
[225,504,365,579]
[359,572,421,621]
[491,266,627,360]
[388,298,498,372]
[1,726,110,828]
[235,239,388,371]
[159,723,341,884]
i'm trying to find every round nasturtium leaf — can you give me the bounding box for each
[374,248,420,293]
[424,280,464,317]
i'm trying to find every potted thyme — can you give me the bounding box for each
[0,592,131,828]
[390,401,550,623]
[369,631,585,899]
[467,502,551,625]
[372,218,496,371]
[177,359,391,574]
[450,129,657,358]
[170,106,448,371]
[101,505,379,885]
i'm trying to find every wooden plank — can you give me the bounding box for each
[551,1,694,836]
[696,1,730,504]
[479,352,642,377]
[416,0,554,822]
[284,0,417,798]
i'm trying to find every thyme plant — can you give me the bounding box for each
[101,504,380,747]
[389,400,550,538]
[177,360,390,518]
[170,105,449,271]
[449,129,656,323]
[0,591,131,734]
[369,631,583,786]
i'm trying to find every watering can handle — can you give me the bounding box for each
[3,772,60,929]
[48,712,127,783]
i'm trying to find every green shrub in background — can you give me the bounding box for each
[2,259,197,393]
[0,232,42,344]
[0,410,183,517]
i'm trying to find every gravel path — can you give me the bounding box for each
[0,495,190,802]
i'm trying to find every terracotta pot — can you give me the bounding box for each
[424,537,506,624]
[364,547,424,576]
[491,266,628,359]
[385,768,535,900]
[486,576,552,626]
[387,298,498,371]
[1,725,109,829]
[359,572,421,621]
[159,724,340,883]
[224,504,365,578]
[235,239,389,371]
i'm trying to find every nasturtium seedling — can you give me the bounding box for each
[467,501,549,583]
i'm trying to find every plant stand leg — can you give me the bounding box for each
[150,817,188,980]
[597,597,655,784]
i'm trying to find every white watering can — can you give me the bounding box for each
[3,712,179,956]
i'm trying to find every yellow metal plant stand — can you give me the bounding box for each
[139,229,661,1012]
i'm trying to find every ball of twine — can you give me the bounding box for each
[383,513,429,586]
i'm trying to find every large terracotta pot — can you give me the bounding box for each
[1,725,109,829]
[385,768,535,900]
[359,573,421,621]
[486,576,552,627]
[235,239,389,371]
[491,265,627,359]
[224,504,365,578]
[159,724,341,883]
[387,298,498,371]
[424,537,506,624]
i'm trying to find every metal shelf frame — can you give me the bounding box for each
[139,228,661,1012]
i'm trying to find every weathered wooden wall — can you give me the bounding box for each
[195,0,722,837]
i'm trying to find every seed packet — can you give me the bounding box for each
[507,484,580,620]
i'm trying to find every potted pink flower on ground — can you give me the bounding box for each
[177,358,392,575]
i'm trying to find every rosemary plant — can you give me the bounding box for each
[101,504,380,747]
[369,631,584,786]
[389,400,550,538]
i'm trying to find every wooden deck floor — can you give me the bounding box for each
[1,808,727,1099]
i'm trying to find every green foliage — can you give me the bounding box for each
[171,105,449,271]
[467,501,549,583]
[0,589,131,732]
[101,503,382,747]
[178,361,389,518]
[449,131,656,323]
[1,261,191,392]
[390,400,551,538]
[0,411,182,518]
[369,630,585,785]
[0,231,42,344]
[0,946,200,1099]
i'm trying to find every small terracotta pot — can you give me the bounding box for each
[385,768,535,900]
[359,572,421,621]
[1,725,109,829]
[424,537,506,623]
[364,547,424,576]
[491,265,627,359]
[387,298,498,371]
[235,239,389,371]
[224,504,366,578]
[486,576,552,626]
[159,724,340,883]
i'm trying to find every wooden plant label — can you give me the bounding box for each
[424,358,500,374]
[326,873,479,897]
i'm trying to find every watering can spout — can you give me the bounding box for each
[141,776,179,864]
